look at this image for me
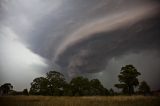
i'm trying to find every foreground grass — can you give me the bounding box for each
[0,96,160,106]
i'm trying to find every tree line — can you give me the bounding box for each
[29,71,110,96]
[0,64,151,96]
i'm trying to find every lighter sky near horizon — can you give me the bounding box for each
[0,0,160,91]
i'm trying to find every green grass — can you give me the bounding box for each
[0,96,160,106]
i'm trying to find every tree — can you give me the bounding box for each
[29,70,109,96]
[63,83,73,96]
[46,71,67,96]
[139,81,151,95]
[108,88,114,96]
[0,83,13,95]
[29,77,49,95]
[90,79,107,96]
[115,65,141,95]
[30,71,67,96]
[70,76,90,96]
[23,89,29,96]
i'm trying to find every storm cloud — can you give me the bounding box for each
[55,4,160,76]
[0,0,160,90]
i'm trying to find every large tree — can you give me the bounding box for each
[70,76,90,96]
[0,83,13,95]
[90,79,107,96]
[30,71,67,96]
[115,64,141,95]
[46,71,67,96]
[29,77,49,95]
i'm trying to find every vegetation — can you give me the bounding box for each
[29,71,67,96]
[0,96,160,106]
[139,81,151,95]
[0,64,159,106]
[23,89,29,96]
[0,83,13,95]
[115,65,141,95]
[29,71,108,96]
[0,64,154,97]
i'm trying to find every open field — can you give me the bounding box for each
[0,96,160,106]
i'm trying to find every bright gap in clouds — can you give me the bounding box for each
[0,0,63,90]
[0,27,48,90]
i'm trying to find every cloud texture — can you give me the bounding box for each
[0,0,160,90]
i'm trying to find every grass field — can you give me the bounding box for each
[0,96,160,106]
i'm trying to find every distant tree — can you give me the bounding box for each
[109,88,114,96]
[29,77,49,95]
[104,88,110,95]
[70,76,90,96]
[139,81,151,95]
[23,89,29,96]
[46,71,67,96]
[0,83,13,95]
[115,65,141,95]
[90,79,107,96]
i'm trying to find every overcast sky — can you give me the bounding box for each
[0,0,160,91]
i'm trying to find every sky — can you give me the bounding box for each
[0,0,160,91]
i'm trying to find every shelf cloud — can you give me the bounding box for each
[0,0,160,90]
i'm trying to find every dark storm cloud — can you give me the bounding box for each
[0,1,4,23]
[55,15,160,77]
[26,0,155,59]
[0,0,160,90]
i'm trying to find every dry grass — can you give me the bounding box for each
[0,96,160,106]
